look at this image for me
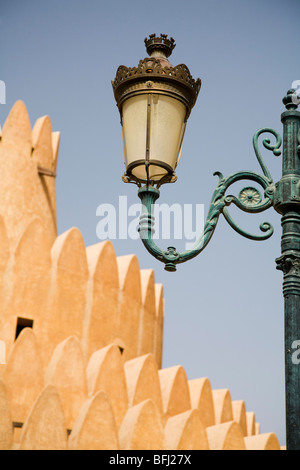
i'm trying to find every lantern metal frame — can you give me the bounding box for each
[112,34,201,188]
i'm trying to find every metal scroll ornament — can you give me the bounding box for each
[138,128,282,271]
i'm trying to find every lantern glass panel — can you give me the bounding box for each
[121,92,186,182]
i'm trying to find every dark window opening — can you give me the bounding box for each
[12,421,23,430]
[15,317,34,340]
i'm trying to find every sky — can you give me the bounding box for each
[1,0,299,446]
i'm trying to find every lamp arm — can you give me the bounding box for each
[138,128,282,272]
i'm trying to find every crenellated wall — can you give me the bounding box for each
[0,102,282,450]
[0,102,163,365]
[0,214,163,368]
[0,328,280,450]
[0,101,58,247]
[0,331,281,450]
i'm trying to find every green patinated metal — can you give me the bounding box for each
[137,89,300,449]
[275,89,300,451]
[138,127,281,272]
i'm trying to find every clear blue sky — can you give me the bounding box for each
[1,0,299,446]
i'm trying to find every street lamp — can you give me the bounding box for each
[112,34,300,450]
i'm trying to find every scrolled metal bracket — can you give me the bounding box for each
[138,128,282,271]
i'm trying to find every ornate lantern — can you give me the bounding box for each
[112,34,201,187]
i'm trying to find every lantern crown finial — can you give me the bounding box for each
[112,34,201,113]
[144,34,176,58]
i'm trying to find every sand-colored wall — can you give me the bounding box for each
[0,101,164,367]
[0,333,281,450]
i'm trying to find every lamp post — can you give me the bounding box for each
[112,34,300,450]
